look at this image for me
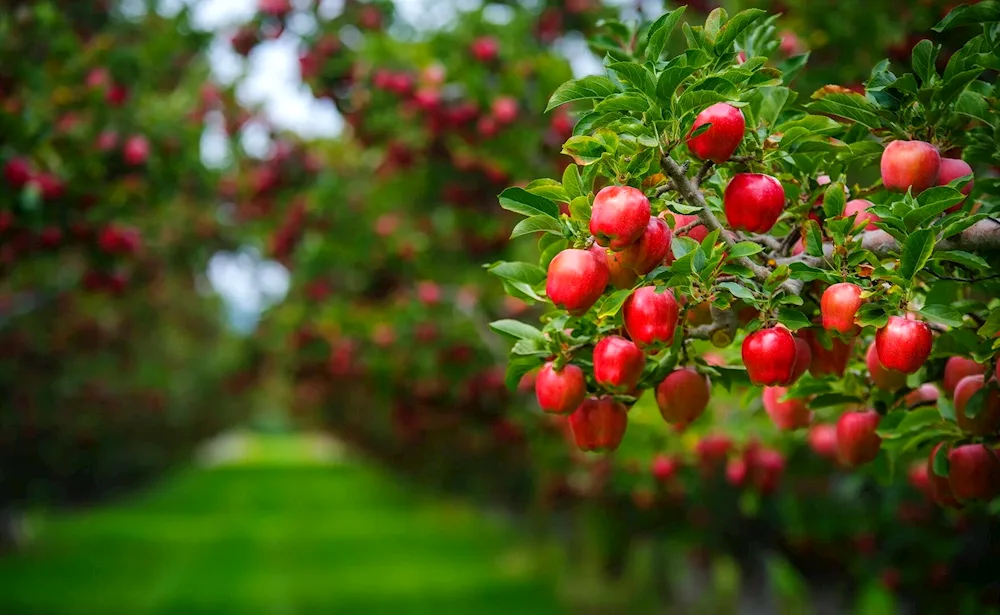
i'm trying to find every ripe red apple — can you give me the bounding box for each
[875,315,932,374]
[470,36,499,62]
[491,96,518,125]
[904,383,940,408]
[943,356,985,397]
[623,286,679,348]
[784,336,812,385]
[593,335,645,393]
[953,375,1000,435]
[748,447,785,494]
[762,386,811,430]
[3,157,32,188]
[589,244,636,289]
[927,442,961,508]
[843,199,880,231]
[546,248,609,315]
[742,326,797,386]
[836,410,881,467]
[686,102,746,164]
[821,283,863,334]
[726,458,748,487]
[655,368,710,424]
[723,173,785,233]
[535,362,586,415]
[651,454,678,481]
[807,424,838,459]
[937,158,974,212]
[568,396,628,452]
[947,443,1000,502]
[620,217,672,274]
[695,434,732,471]
[801,328,854,378]
[590,185,651,250]
[866,342,907,391]
[880,140,941,194]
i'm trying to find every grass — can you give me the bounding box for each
[0,436,564,615]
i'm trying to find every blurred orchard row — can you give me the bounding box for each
[2,0,999,612]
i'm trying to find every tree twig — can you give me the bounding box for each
[694,161,715,188]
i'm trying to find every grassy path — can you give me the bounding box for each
[0,436,563,614]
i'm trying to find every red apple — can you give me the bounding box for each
[569,396,628,452]
[620,217,672,274]
[948,443,1000,502]
[470,36,499,62]
[748,447,785,494]
[784,336,812,385]
[801,328,854,378]
[875,315,932,374]
[927,442,961,508]
[726,458,748,487]
[3,157,33,188]
[762,386,811,430]
[695,434,732,470]
[593,335,645,393]
[655,368,710,424]
[662,211,708,243]
[843,199,880,231]
[937,158,974,212]
[808,424,838,458]
[943,356,985,398]
[651,454,678,481]
[491,96,518,125]
[589,244,637,289]
[742,326,797,386]
[866,342,907,391]
[723,173,785,233]
[686,102,746,164]
[546,248,609,315]
[623,286,679,348]
[836,410,881,467]
[535,362,586,415]
[904,383,940,408]
[953,375,1000,435]
[821,283,863,334]
[880,140,941,195]
[590,185,651,250]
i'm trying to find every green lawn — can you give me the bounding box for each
[0,440,564,614]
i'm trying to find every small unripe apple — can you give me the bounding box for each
[620,217,672,274]
[546,248,609,315]
[927,442,961,508]
[943,356,985,398]
[569,396,628,452]
[836,410,881,467]
[937,158,974,212]
[742,326,797,386]
[800,328,854,378]
[651,454,678,481]
[589,244,636,289]
[590,185,651,250]
[807,424,838,459]
[535,362,586,415]
[821,282,863,334]
[953,375,1000,435]
[762,386,811,430]
[655,368,710,424]
[843,199,880,231]
[686,103,745,164]
[947,443,1000,502]
[875,315,932,374]
[623,286,679,348]
[866,342,907,391]
[593,335,645,393]
[723,173,785,233]
[880,140,941,195]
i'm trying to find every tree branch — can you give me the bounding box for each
[687,304,738,342]
[694,161,715,188]
[746,233,783,252]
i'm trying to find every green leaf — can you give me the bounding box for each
[562,164,584,201]
[675,90,733,116]
[807,91,883,129]
[525,179,569,203]
[934,68,986,107]
[918,304,964,328]
[856,303,889,329]
[499,187,560,219]
[510,215,565,239]
[911,39,939,85]
[804,219,824,257]
[488,261,547,286]
[965,387,988,419]
[811,393,863,409]
[776,308,811,330]
[561,136,608,165]
[941,213,987,239]
[903,186,964,229]
[978,309,1000,338]
[728,242,764,258]
[644,6,686,61]
[568,195,591,222]
[671,236,700,259]
[718,281,756,301]
[933,1,1000,32]
[593,93,650,114]
[879,407,942,439]
[823,182,846,218]
[505,357,541,392]
[714,8,766,53]
[899,228,936,281]
[598,288,634,319]
[934,250,989,270]
[546,76,619,111]
[703,8,726,44]
[608,62,657,99]
[489,319,545,342]
[932,443,950,477]
[954,91,993,126]
[656,66,697,102]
